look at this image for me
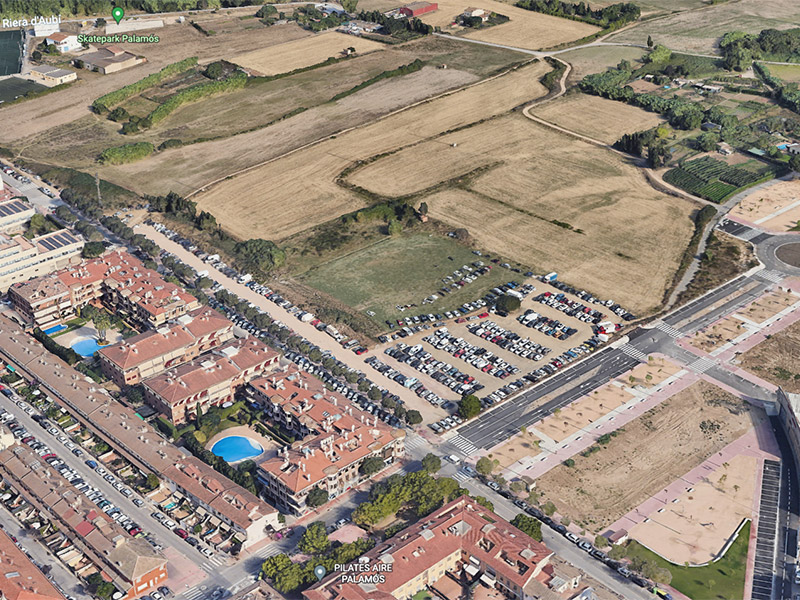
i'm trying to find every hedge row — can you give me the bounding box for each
[145,70,247,126]
[98,142,155,165]
[92,57,199,113]
[330,59,424,102]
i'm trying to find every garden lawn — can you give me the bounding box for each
[625,520,750,600]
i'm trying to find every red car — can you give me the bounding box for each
[478,312,489,319]
[174,528,188,539]
[354,347,367,355]
[128,527,142,536]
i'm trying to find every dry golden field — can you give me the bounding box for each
[421,0,598,49]
[2,19,311,142]
[125,61,550,238]
[530,92,666,143]
[347,114,694,313]
[231,32,385,75]
[609,0,800,54]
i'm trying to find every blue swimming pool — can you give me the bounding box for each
[71,339,109,358]
[211,436,263,462]
[43,324,67,335]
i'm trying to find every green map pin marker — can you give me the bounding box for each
[112,6,124,24]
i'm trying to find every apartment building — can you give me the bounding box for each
[0,314,280,548]
[8,275,72,330]
[143,337,280,423]
[304,496,561,600]
[9,250,199,330]
[0,230,83,292]
[98,306,234,387]
[0,528,65,600]
[251,370,405,516]
[0,444,167,600]
[0,196,36,233]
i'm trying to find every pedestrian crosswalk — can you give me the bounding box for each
[759,269,784,284]
[620,344,648,361]
[448,434,479,456]
[199,553,228,573]
[655,321,683,339]
[689,356,716,374]
[254,543,281,559]
[404,434,426,451]
[453,469,472,483]
[182,586,204,600]
[737,228,762,241]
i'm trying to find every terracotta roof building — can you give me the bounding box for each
[0,443,167,600]
[143,337,280,423]
[304,496,554,600]
[9,250,199,330]
[0,528,65,600]
[0,315,280,547]
[98,306,233,387]
[252,370,405,516]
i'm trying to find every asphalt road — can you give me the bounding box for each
[458,347,639,449]
[0,164,62,212]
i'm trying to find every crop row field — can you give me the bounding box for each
[664,156,784,203]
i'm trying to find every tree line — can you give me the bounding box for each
[356,10,433,37]
[93,57,198,113]
[513,0,640,29]
[720,29,800,71]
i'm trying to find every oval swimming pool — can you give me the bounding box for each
[211,436,263,462]
[71,338,110,358]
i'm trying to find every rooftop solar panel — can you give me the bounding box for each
[38,239,55,251]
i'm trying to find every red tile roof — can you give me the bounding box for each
[0,529,64,600]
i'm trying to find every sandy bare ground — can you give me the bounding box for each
[120,61,546,240]
[534,381,763,534]
[738,290,799,324]
[351,114,694,314]
[625,356,684,388]
[419,0,597,50]
[609,0,800,55]
[630,454,758,565]
[537,382,633,443]
[556,45,647,87]
[231,32,385,75]
[530,93,665,144]
[691,316,749,353]
[740,319,800,393]
[730,179,800,232]
[4,20,311,143]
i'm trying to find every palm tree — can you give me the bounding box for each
[93,313,111,344]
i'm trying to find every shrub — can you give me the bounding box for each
[92,57,199,112]
[98,142,155,165]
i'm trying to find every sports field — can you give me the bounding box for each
[347,114,694,314]
[533,381,763,533]
[0,77,46,104]
[610,0,800,54]
[231,32,385,75]
[300,233,514,325]
[530,93,665,144]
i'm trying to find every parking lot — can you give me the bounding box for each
[367,283,625,425]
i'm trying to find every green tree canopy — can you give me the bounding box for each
[305,486,329,509]
[421,453,442,473]
[510,513,543,541]
[405,409,422,425]
[359,456,385,477]
[82,241,106,258]
[233,238,286,272]
[298,521,330,555]
[458,394,482,419]
[475,456,494,476]
[495,294,521,313]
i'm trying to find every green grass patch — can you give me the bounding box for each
[300,233,517,326]
[625,520,750,600]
